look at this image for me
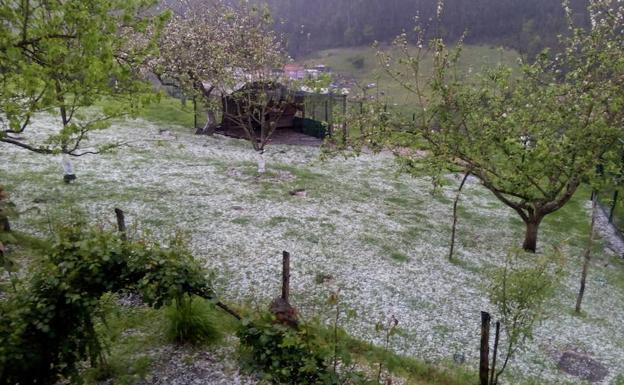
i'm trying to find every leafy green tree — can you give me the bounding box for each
[367,0,624,252]
[0,0,167,156]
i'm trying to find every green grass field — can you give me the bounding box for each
[302,44,520,113]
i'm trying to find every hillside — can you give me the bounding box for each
[302,45,520,110]
[2,114,623,384]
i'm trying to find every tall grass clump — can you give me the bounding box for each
[165,295,222,345]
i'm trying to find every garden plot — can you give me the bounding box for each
[2,115,624,385]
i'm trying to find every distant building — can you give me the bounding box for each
[304,68,320,79]
[218,81,346,140]
[283,63,305,80]
[311,64,330,72]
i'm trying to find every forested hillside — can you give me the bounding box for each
[259,0,590,58]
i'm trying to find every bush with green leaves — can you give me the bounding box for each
[165,294,222,345]
[238,312,332,385]
[238,311,372,385]
[0,223,215,385]
[486,249,564,384]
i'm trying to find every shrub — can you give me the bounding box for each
[486,249,563,384]
[0,224,215,385]
[165,295,222,345]
[348,55,365,70]
[238,312,371,385]
[238,312,335,385]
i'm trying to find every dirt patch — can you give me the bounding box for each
[216,127,322,147]
[557,350,608,383]
[136,345,257,385]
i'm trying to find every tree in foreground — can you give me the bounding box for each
[0,0,166,156]
[356,0,624,252]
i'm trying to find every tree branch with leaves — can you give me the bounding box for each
[0,0,167,156]
[365,0,624,252]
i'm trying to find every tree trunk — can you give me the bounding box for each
[576,193,597,313]
[449,171,470,261]
[0,216,10,232]
[196,110,217,136]
[257,150,266,174]
[522,216,542,253]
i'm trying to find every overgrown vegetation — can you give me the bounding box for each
[239,312,344,385]
[0,223,215,384]
[165,294,223,345]
[486,249,564,384]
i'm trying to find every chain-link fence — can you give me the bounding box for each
[598,189,624,233]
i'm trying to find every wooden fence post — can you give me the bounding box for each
[281,251,290,302]
[0,214,10,232]
[324,100,329,123]
[114,208,127,241]
[270,251,298,327]
[480,311,491,385]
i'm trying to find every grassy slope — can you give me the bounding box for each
[1,233,476,385]
[2,115,623,384]
[302,44,520,115]
[2,46,621,385]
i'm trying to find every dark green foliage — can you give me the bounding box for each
[348,56,365,69]
[209,0,590,57]
[0,224,214,385]
[293,117,328,139]
[238,312,369,385]
[165,295,222,345]
[238,313,331,385]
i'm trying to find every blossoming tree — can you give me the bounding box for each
[152,0,286,137]
[359,0,624,252]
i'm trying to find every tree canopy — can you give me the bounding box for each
[0,0,167,156]
[152,0,286,135]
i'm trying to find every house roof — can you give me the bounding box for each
[283,63,305,72]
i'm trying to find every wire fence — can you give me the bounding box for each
[597,189,624,234]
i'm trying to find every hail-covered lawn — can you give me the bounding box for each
[2,115,624,385]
